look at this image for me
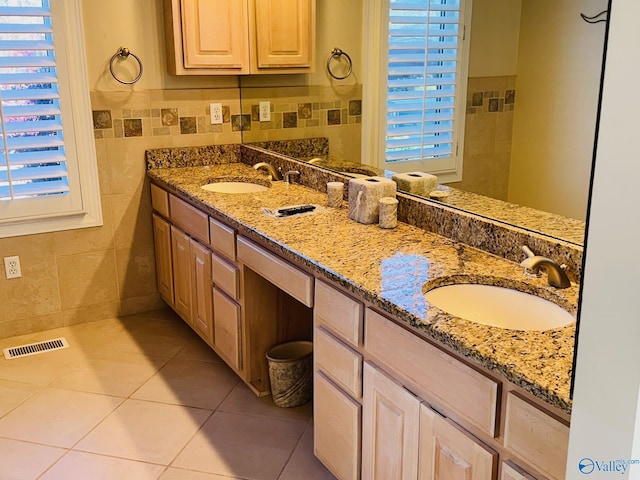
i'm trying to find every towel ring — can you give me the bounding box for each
[326,48,352,80]
[109,47,143,85]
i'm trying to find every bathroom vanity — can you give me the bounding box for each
[147,153,578,480]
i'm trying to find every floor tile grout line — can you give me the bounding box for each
[163,375,241,469]
[276,422,310,480]
[0,384,44,422]
[35,447,71,480]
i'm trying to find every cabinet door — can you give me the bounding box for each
[314,371,361,480]
[213,288,242,370]
[501,462,537,480]
[250,0,315,70]
[419,404,497,480]
[190,239,213,343]
[170,0,249,73]
[362,362,420,480]
[171,226,192,324]
[153,214,174,306]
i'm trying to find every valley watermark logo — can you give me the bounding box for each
[578,457,640,475]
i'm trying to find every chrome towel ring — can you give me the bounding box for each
[109,46,143,85]
[326,48,352,80]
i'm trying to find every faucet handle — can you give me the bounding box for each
[284,170,300,184]
[522,245,536,258]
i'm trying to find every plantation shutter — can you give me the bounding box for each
[0,0,80,218]
[385,0,463,166]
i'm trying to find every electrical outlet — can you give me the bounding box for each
[259,101,271,122]
[4,256,21,279]
[210,103,223,125]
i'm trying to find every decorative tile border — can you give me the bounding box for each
[238,99,362,132]
[92,105,232,139]
[466,76,516,115]
[92,96,362,138]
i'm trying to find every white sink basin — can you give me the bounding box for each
[201,182,269,193]
[424,284,574,331]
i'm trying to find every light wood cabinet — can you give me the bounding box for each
[169,194,209,244]
[315,326,362,399]
[365,308,499,437]
[504,393,569,480]
[211,251,240,300]
[501,462,537,480]
[190,238,213,343]
[250,0,315,71]
[419,404,496,480]
[171,225,193,324]
[152,214,174,306]
[213,287,242,371]
[180,0,249,72]
[237,236,313,307]
[314,280,363,348]
[362,362,420,480]
[164,0,316,75]
[314,371,361,480]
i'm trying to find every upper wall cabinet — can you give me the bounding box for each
[164,0,316,75]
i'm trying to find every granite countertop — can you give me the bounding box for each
[147,163,578,414]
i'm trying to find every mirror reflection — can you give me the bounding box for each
[239,0,608,246]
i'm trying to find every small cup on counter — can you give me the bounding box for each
[327,181,344,208]
[379,197,398,229]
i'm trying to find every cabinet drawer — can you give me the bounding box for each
[151,184,170,217]
[237,236,313,307]
[315,326,362,399]
[314,280,363,348]
[212,252,239,300]
[314,371,361,480]
[169,194,209,243]
[504,393,569,480]
[213,288,242,371]
[210,217,236,260]
[365,309,499,437]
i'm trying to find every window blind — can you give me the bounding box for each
[0,0,69,202]
[386,0,462,164]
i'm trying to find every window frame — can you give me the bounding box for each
[362,0,472,182]
[0,0,101,238]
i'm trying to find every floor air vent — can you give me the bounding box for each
[3,337,69,360]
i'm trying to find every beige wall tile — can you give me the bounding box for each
[1,313,64,338]
[464,113,498,156]
[120,294,165,317]
[495,110,515,155]
[0,257,61,324]
[115,244,158,300]
[109,185,154,251]
[54,201,114,256]
[95,138,112,196]
[0,233,56,262]
[61,301,121,327]
[57,250,119,310]
[104,138,150,196]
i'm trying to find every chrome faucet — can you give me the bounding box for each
[283,170,300,184]
[253,162,282,181]
[520,246,571,289]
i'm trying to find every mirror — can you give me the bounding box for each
[239,0,608,247]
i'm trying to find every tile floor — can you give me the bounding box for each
[0,309,336,480]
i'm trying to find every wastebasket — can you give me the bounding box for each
[266,341,313,408]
